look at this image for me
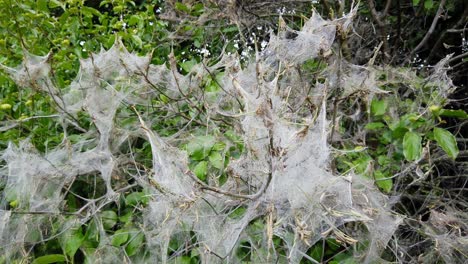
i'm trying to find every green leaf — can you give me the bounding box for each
[125,230,145,256]
[106,35,116,49]
[186,135,215,160]
[32,255,66,264]
[119,210,133,224]
[371,99,387,116]
[403,131,422,161]
[128,15,141,26]
[180,59,197,72]
[212,142,226,151]
[330,253,357,264]
[37,0,49,13]
[326,239,341,252]
[209,151,224,169]
[100,210,118,230]
[174,2,190,12]
[172,256,192,264]
[434,127,459,159]
[81,248,97,264]
[222,26,239,33]
[194,161,208,181]
[424,0,433,9]
[192,3,205,15]
[84,219,100,245]
[353,155,373,175]
[365,122,385,130]
[49,0,66,10]
[389,119,409,139]
[439,109,468,119]
[374,171,392,193]
[308,244,323,261]
[61,224,84,258]
[131,35,143,48]
[377,155,391,166]
[228,206,246,219]
[112,229,129,247]
[81,6,102,18]
[125,192,149,206]
[412,0,421,6]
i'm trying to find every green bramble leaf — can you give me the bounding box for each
[209,151,224,169]
[32,255,66,264]
[434,128,459,159]
[403,131,422,161]
[365,122,385,130]
[186,135,215,160]
[61,224,84,258]
[180,59,197,73]
[424,0,433,10]
[174,2,190,12]
[125,229,145,256]
[125,191,149,206]
[112,229,129,247]
[100,210,118,230]
[371,99,387,116]
[194,161,208,181]
[374,171,392,193]
[439,109,468,119]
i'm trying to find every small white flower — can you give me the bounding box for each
[199,48,210,57]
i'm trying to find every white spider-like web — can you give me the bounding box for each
[1,9,458,263]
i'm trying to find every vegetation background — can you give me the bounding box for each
[0,0,466,263]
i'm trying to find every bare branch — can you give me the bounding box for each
[411,0,447,53]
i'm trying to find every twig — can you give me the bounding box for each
[432,150,468,163]
[382,0,393,18]
[367,0,391,61]
[427,5,468,62]
[411,0,447,54]
[185,171,253,200]
[446,28,468,33]
[448,51,468,64]
[367,0,389,28]
[185,163,273,201]
[450,59,468,70]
